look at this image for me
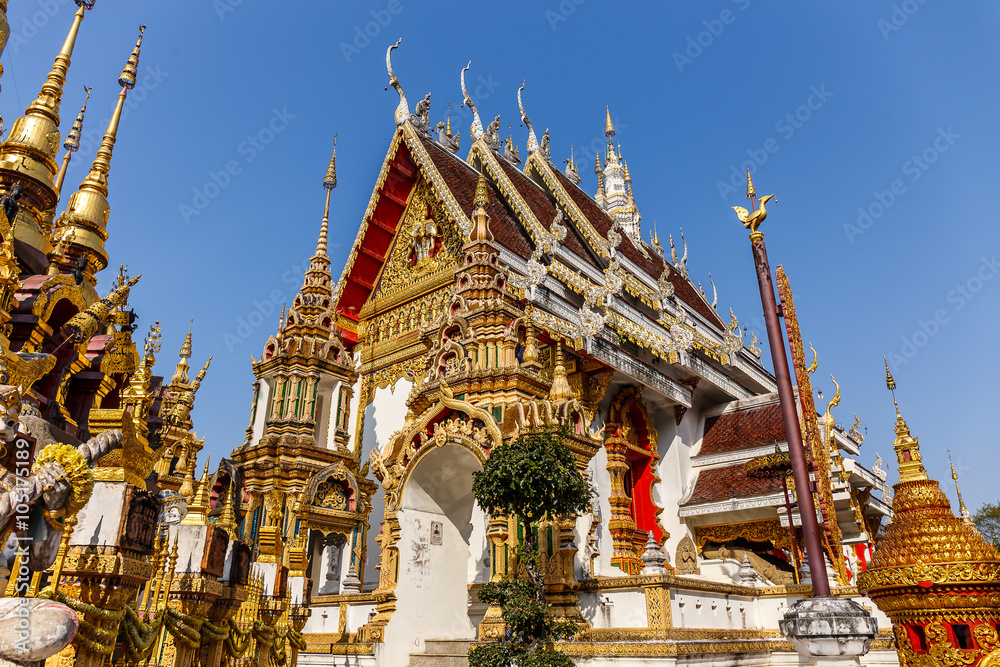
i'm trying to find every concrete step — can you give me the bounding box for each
[408,653,469,667]
[422,640,473,655]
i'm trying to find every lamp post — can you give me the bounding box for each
[735,172,877,664]
[733,173,830,596]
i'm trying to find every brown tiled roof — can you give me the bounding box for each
[420,139,533,260]
[681,463,784,506]
[548,167,724,327]
[699,402,786,457]
[493,157,598,268]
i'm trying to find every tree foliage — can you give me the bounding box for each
[469,427,590,667]
[973,502,1000,551]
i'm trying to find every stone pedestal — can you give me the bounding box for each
[778,596,878,666]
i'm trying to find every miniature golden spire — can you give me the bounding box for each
[54,85,91,194]
[181,456,212,525]
[469,172,494,243]
[48,26,146,289]
[170,320,193,385]
[61,274,140,343]
[569,145,576,172]
[179,451,196,497]
[217,486,238,538]
[883,363,926,484]
[947,450,973,524]
[549,341,574,401]
[746,168,756,201]
[605,106,615,137]
[446,104,453,137]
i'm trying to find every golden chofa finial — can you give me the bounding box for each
[732,170,774,239]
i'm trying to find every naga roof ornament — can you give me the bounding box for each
[386,39,409,126]
[517,81,539,154]
[460,61,484,142]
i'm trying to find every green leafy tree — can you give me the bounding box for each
[469,427,591,667]
[973,502,1000,551]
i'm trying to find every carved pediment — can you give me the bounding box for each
[372,179,463,301]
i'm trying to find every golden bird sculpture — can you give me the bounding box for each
[733,193,775,233]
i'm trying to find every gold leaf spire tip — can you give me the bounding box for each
[605,106,615,137]
[324,133,337,190]
[118,25,145,89]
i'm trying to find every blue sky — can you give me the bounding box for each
[3,1,998,512]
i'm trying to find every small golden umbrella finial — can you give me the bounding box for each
[746,168,756,202]
[884,355,899,414]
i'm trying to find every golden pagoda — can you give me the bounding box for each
[857,364,1000,666]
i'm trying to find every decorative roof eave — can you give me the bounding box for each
[468,140,554,249]
[677,493,786,518]
[332,129,405,318]
[524,151,610,258]
[333,123,473,335]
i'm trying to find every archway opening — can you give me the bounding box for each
[390,443,485,652]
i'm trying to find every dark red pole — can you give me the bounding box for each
[749,232,831,596]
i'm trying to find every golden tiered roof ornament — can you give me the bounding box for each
[48,25,145,291]
[857,361,1000,666]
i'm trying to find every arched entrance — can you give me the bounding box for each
[385,444,486,660]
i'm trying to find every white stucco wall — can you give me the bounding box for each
[358,380,410,588]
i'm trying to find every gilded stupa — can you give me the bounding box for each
[858,362,1000,666]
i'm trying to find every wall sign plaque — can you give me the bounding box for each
[119,486,161,555]
[201,525,230,578]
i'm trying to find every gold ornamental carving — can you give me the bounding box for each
[694,518,792,554]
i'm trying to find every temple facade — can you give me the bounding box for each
[0,7,995,667]
[225,47,903,666]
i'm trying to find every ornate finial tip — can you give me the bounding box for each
[324,138,337,190]
[745,169,756,201]
[74,0,95,9]
[884,356,896,392]
[118,25,145,89]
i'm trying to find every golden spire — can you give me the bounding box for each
[605,106,615,137]
[24,2,92,129]
[446,104,453,138]
[884,364,926,484]
[217,486,238,538]
[746,168,756,201]
[48,25,145,290]
[170,320,193,385]
[569,145,576,171]
[54,85,91,195]
[0,1,94,256]
[469,172,493,243]
[316,138,336,257]
[181,456,212,525]
[947,450,973,524]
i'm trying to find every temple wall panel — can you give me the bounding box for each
[358,381,410,586]
[578,589,647,629]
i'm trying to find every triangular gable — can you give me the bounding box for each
[333,124,533,343]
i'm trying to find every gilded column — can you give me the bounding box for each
[605,430,641,574]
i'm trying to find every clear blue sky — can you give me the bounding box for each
[4,1,998,512]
